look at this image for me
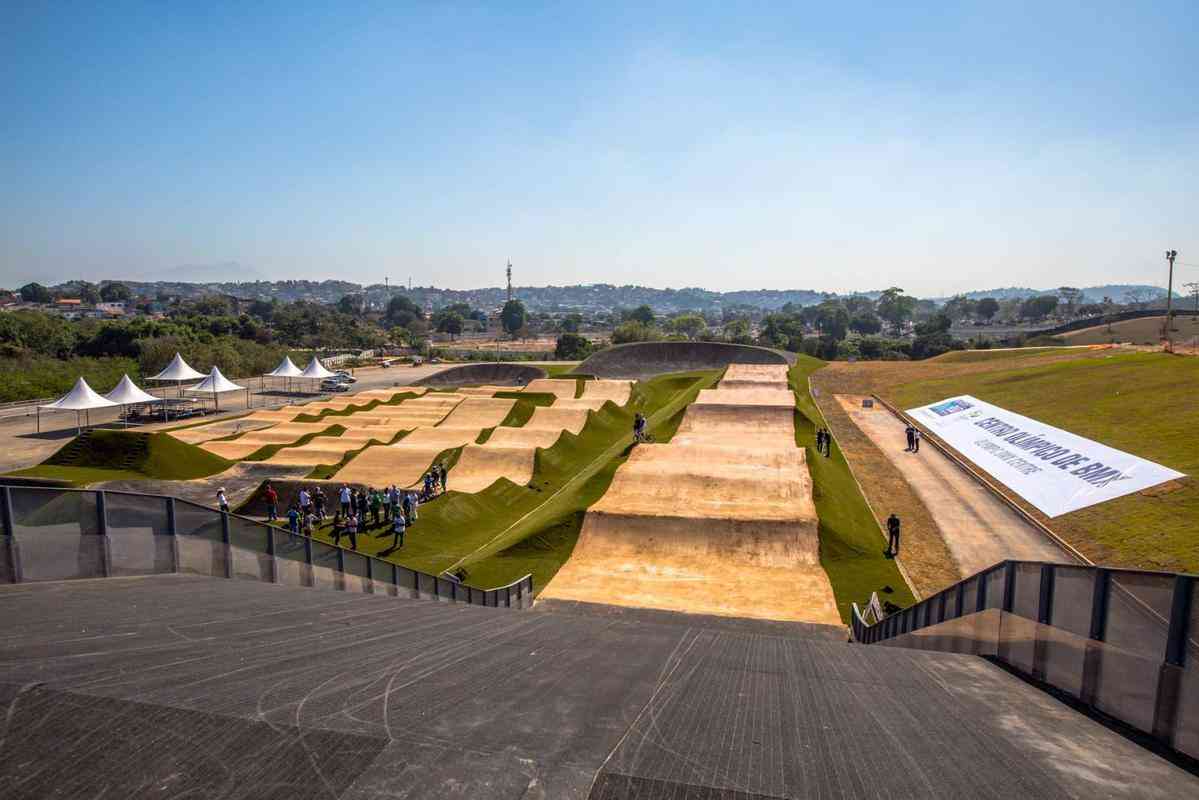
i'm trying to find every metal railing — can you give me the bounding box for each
[0,484,533,609]
[852,560,1199,760]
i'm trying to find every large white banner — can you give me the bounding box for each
[906,395,1185,517]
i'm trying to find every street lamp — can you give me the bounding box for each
[1164,249,1177,350]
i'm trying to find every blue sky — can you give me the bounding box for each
[2,2,1196,295]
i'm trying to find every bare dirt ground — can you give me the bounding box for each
[539,364,841,625]
[834,395,1069,572]
[522,378,579,398]
[579,379,632,405]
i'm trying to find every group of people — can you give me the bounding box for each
[421,464,448,498]
[903,424,922,453]
[813,427,833,457]
[262,479,427,553]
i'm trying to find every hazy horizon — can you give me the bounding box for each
[3,3,1196,295]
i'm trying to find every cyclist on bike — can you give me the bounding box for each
[633,412,647,441]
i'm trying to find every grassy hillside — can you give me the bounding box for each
[306,371,720,591]
[790,357,917,621]
[886,352,1196,573]
[8,430,234,486]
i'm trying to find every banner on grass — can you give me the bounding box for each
[906,395,1184,517]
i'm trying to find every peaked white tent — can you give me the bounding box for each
[263,355,303,395]
[185,366,248,412]
[38,377,119,433]
[146,353,207,397]
[299,356,337,394]
[104,374,163,427]
[299,357,336,379]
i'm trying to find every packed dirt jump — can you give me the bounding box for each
[449,381,632,493]
[576,341,792,379]
[334,396,515,487]
[540,364,840,625]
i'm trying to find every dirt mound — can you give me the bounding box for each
[418,363,546,387]
[337,424,484,487]
[539,362,839,624]
[522,378,579,398]
[580,379,632,405]
[199,422,334,460]
[435,397,516,428]
[576,341,792,378]
[168,418,275,444]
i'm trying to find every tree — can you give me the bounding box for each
[385,295,422,328]
[559,313,583,333]
[941,295,978,322]
[849,312,882,336]
[722,318,752,344]
[814,301,850,341]
[876,287,916,335]
[759,312,804,351]
[554,333,593,360]
[435,312,463,339]
[1019,295,1059,321]
[18,282,52,304]
[500,299,527,336]
[976,297,1000,322]
[611,321,654,344]
[669,313,706,341]
[910,313,961,359]
[99,282,132,302]
[336,294,363,315]
[624,304,655,325]
[1057,287,1084,317]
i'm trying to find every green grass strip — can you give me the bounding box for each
[789,356,916,622]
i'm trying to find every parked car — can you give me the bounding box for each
[333,370,357,383]
[321,378,350,392]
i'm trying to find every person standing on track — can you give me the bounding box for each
[905,424,915,452]
[886,513,901,557]
[339,484,351,516]
[911,427,921,453]
[391,507,407,550]
[815,428,824,454]
[264,482,279,522]
[217,487,229,513]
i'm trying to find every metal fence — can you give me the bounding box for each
[852,560,1199,760]
[0,485,533,609]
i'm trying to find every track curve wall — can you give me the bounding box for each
[418,363,546,387]
[576,341,792,378]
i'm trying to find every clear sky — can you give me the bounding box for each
[3,2,1197,295]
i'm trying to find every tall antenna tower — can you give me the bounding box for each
[506,260,513,303]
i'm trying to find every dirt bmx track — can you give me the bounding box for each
[540,364,840,624]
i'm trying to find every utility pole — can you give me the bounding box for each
[506,260,513,303]
[1164,249,1177,350]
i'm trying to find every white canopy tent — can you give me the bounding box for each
[146,353,207,396]
[185,366,248,412]
[299,356,337,393]
[38,377,119,433]
[263,355,303,395]
[104,374,163,427]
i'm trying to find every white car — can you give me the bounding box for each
[333,370,358,383]
[321,378,351,392]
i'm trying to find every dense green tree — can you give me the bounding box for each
[670,313,707,341]
[554,332,594,360]
[876,287,916,335]
[1019,295,1059,321]
[814,301,850,341]
[501,299,527,336]
[849,312,882,336]
[559,313,583,333]
[99,282,132,302]
[976,297,1000,321]
[611,321,655,344]
[435,312,464,339]
[624,304,655,326]
[385,295,423,328]
[18,283,53,304]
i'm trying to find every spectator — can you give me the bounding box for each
[217,487,229,513]
[339,484,351,516]
[264,483,279,522]
[287,504,300,536]
[391,508,407,549]
[886,513,901,557]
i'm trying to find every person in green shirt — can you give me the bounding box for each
[368,489,382,527]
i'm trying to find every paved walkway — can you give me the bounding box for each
[835,395,1068,573]
[1,574,1194,798]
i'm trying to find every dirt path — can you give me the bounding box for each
[539,365,840,625]
[834,395,1068,573]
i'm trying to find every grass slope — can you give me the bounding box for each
[10,430,234,486]
[306,371,720,590]
[790,356,917,621]
[887,351,1198,573]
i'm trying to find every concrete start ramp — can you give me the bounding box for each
[541,363,841,625]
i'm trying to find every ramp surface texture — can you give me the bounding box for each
[0,575,1192,799]
[523,378,580,398]
[199,422,336,460]
[541,364,839,624]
